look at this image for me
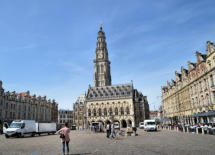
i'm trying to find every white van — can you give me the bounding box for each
[139,122,144,129]
[113,122,120,129]
[5,120,57,138]
[5,120,36,138]
[144,120,157,131]
[3,122,9,134]
[91,122,104,132]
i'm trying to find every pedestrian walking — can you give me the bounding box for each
[203,124,209,134]
[133,126,137,136]
[106,123,110,138]
[110,123,116,139]
[56,122,70,155]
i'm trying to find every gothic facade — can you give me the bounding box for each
[73,94,86,129]
[0,81,58,124]
[162,41,215,124]
[85,25,149,128]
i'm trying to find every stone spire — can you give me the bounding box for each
[94,25,112,87]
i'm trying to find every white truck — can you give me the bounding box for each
[144,120,157,132]
[36,122,56,135]
[5,120,56,138]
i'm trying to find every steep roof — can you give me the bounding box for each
[86,83,133,101]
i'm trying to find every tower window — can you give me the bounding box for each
[126,107,130,115]
[109,108,112,116]
[93,109,96,117]
[98,108,102,116]
[101,65,104,73]
[121,107,124,115]
[88,109,91,116]
[104,108,107,116]
[115,108,118,115]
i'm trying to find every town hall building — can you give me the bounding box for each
[85,25,149,128]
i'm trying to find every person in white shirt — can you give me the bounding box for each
[106,123,110,138]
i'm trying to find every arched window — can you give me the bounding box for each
[97,65,100,73]
[121,107,124,115]
[206,94,210,104]
[115,107,118,115]
[93,109,96,117]
[126,107,130,115]
[109,108,112,116]
[104,108,107,116]
[101,65,104,73]
[88,109,91,117]
[201,95,204,105]
[98,108,102,116]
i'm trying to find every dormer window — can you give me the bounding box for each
[207,60,211,69]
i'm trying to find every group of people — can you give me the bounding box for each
[161,122,215,134]
[56,122,120,154]
[106,123,118,139]
[188,123,215,134]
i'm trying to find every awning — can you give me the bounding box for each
[159,117,171,122]
[196,110,215,117]
[207,110,215,116]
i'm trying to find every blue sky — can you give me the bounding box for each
[0,0,215,110]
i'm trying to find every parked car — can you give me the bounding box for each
[144,120,157,131]
[139,122,144,129]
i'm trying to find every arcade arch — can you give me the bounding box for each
[121,120,127,128]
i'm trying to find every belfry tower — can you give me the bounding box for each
[94,25,112,87]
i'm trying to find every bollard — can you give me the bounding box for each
[183,126,185,133]
[177,126,179,132]
[196,127,199,134]
[186,127,189,133]
[202,128,205,135]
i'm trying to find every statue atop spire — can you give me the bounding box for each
[100,24,103,30]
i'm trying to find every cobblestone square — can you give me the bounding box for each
[0,130,215,155]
